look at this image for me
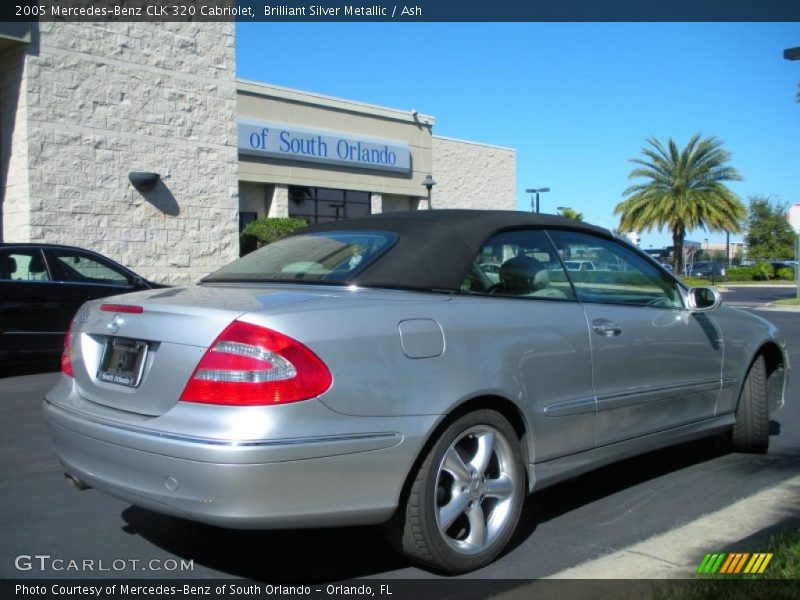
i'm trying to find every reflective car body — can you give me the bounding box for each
[43,210,788,572]
[1,243,163,372]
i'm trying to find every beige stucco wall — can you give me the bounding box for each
[432,136,516,211]
[238,81,434,200]
[0,45,31,242]
[1,23,239,284]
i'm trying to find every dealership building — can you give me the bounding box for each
[1,22,516,284]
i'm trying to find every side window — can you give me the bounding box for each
[462,229,575,301]
[51,250,131,286]
[0,249,51,281]
[547,230,683,309]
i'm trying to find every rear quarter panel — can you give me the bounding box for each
[240,290,595,463]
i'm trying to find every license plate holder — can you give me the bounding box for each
[97,338,148,388]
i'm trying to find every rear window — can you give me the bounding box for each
[204,231,397,284]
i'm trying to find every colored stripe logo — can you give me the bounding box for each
[697,552,773,574]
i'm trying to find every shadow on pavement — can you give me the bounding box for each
[120,508,405,581]
[119,429,800,581]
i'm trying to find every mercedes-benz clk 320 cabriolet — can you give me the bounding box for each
[44,210,788,573]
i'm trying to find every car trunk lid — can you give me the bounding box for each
[67,285,323,417]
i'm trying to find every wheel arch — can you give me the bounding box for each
[736,341,787,415]
[395,394,533,512]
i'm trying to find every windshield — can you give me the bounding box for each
[204,231,397,284]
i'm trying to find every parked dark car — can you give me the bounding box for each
[0,243,163,373]
[689,261,726,278]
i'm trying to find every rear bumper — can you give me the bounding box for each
[43,397,437,529]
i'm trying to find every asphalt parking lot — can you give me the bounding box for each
[1,293,798,584]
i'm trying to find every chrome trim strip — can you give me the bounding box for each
[721,377,738,389]
[596,379,721,412]
[44,399,399,448]
[544,397,596,417]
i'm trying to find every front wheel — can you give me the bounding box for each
[386,410,526,573]
[732,354,770,454]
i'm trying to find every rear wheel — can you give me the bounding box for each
[386,410,525,573]
[732,354,770,454]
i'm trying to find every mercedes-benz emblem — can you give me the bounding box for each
[107,314,124,334]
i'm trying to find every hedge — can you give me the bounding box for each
[240,217,308,255]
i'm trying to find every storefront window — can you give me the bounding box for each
[239,212,258,232]
[289,186,370,224]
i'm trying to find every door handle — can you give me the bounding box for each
[591,319,622,337]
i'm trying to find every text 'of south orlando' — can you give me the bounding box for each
[264,5,423,17]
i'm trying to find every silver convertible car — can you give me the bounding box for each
[44,210,787,573]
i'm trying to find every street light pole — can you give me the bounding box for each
[782,48,799,295]
[525,187,550,213]
[421,175,436,210]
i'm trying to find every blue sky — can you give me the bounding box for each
[237,23,799,249]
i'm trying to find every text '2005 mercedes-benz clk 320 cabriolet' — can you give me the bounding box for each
[44,210,788,573]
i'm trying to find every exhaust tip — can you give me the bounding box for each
[64,472,91,491]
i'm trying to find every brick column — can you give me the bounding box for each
[268,184,289,217]
[370,193,382,215]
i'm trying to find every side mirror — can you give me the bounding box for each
[687,287,722,312]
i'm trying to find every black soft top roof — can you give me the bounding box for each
[295,210,613,292]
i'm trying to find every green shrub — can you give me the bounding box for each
[725,266,755,281]
[752,263,774,281]
[776,267,795,281]
[240,217,308,255]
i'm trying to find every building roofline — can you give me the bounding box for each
[433,134,515,153]
[236,79,436,126]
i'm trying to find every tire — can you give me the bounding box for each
[732,354,770,454]
[385,410,526,573]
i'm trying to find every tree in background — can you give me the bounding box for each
[558,207,584,221]
[614,134,745,273]
[745,196,795,260]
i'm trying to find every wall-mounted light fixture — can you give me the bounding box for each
[422,174,437,209]
[128,171,161,192]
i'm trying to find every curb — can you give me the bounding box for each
[761,303,800,312]
[540,475,800,580]
[489,476,800,598]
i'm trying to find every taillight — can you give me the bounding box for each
[61,323,74,378]
[100,304,143,313]
[179,321,332,406]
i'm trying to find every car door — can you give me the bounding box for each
[547,230,723,447]
[462,228,595,462]
[0,247,65,363]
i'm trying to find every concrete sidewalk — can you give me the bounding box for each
[545,475,799,579]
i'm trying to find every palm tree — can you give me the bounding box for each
[558,207,584,221]
[614,135,746,274]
